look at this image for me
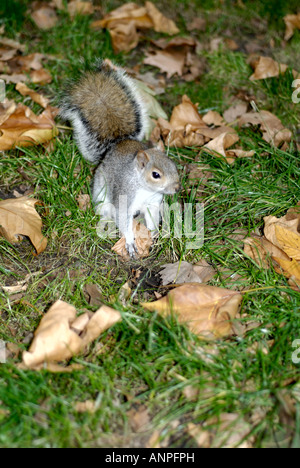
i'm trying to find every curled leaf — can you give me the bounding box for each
[0,196,47,254]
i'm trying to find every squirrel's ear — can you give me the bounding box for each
[136,150,150,169]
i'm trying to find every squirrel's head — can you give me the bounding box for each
[136,150,181,195]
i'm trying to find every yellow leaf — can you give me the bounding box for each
[273,257,300,281]
[275,225,300,261]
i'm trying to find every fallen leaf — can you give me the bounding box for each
[264,215,299,250]
[223,101,248,123]
[80,305,121,347]
[22,301,82,368]
[0,48,17,61]
[239,110,292,147]
[108,21,140,53]
[202,110,224,127]
[127,406,150,432]
[203,131,240,162]
[284,13,300,41]
[74,400,97,413]
[159,260,215,285]
[16,82,50,108]
[249,56,298,80]
[145,1,179,34]
[17,53,46,71]
[85,283,103,306]
[1,272,40,294]
[0,38,25,52]
[30,68,52,84]
[112,220,153,259]
[170,95,205,129]
[31,7,58,30]
[22,301,121,369]
[0,99,17,125]
[273,257,300,281]
[76,193,91,211]
[0,196,47,254]
[0,73,28,84]
[67,1,95,18]
[92,2,178,53]
[0,104,57,150]
[274,225,300,260]
[142,284,242,339]
[143,49,186,78]
[244,235,290,269]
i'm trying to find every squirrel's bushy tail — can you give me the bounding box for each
[60,60,148,164]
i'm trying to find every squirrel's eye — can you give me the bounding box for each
[152,172,161,179]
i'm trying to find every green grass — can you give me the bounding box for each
[0,0,300,448]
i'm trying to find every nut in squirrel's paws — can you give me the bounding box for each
[112,221,153,260]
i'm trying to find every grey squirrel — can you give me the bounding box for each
[60,60,180,257]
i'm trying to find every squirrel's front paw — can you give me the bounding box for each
[126,241,138,259]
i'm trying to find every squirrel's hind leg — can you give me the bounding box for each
[93,170,116,238]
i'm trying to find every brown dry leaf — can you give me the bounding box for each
[239,110,292,148]
[0,73,28,84]
[159,260,215,285]
[141,284,242,340]
[76,194,91,211]
[31,7,58,30]
[0,38,25,52]
[67,1,95,19]
[30,68,52,84]
[85,283,103,306]
[249,56,298,80]
[0,99,17,125]
[202,110,224,127]
[226,149,255,160]
[17,53,46,71]
[22,301,121,369]
[112,220,153,259]
[108,21,140,53]
[92,2,178,53]
[284,14,300,41]
[0,104,57,151]
[264,215,299,249]
[223,101,248,123]
[170,95,205,129]
[22,301,82,368]
[16,82,50,109]
[127,406,150,432]
[0,48,17,61]
[0,196,47,254]
[143,50,186,78]
[80,305,121,347]
[1,272,40,294]
[145,1,179,34]
[244,235,290,269]
[74,400,97,413]
[93,3,153,30]
[203,131,240,162]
